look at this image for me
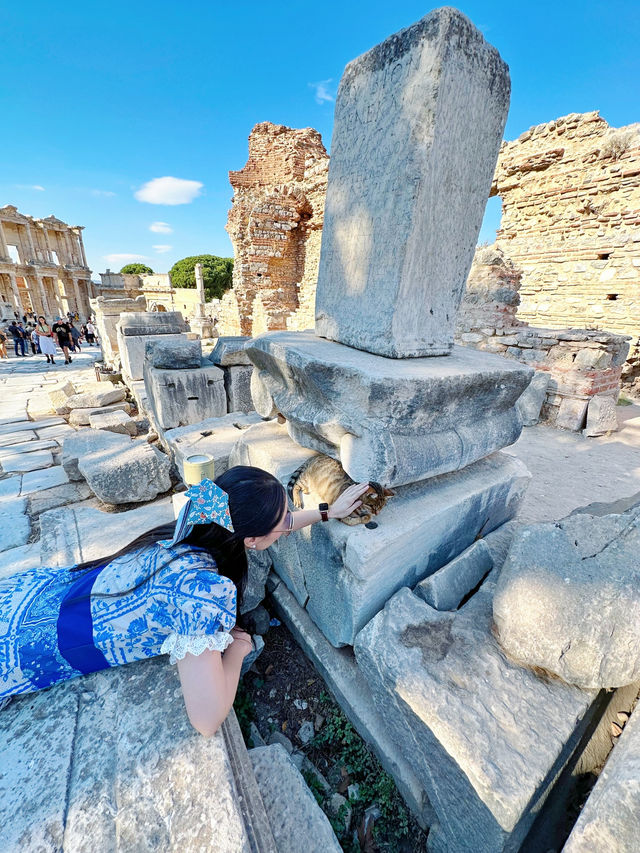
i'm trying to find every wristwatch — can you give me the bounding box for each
[319,502,329,522]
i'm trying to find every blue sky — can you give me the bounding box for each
[2,0,638,279]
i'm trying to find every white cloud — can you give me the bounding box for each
[91,189,116,197]
[135,176,203,205]
[153,244,172,253]
[16,184,45,191]
[309,79,335,105]
[104,253,149,265]
[149,221,173,233]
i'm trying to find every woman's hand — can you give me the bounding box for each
[328,482,370,519]
[229,626,253,657]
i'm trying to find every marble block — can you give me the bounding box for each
[119,332,189,381]
[314,8,510,358]
[117,310,187,337]
[143,361,227,431]
[230,420,529,646]
[224,365,254,413]
[354,583,600,853]
[164,411,262,480]
[247,332,532,487]
[209,336,252,366]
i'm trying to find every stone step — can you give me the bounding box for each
[353,580,615,853]
[0,658,277,852]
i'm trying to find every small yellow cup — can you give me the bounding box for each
[183,453,215,485]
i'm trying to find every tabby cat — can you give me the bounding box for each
[287,455,395,526]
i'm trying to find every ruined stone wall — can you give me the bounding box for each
[491,112,640,340]
[457,247,630,428]
[223,122,329,336]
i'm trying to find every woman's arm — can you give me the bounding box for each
[290,481,370,531]
[177,628,253,736]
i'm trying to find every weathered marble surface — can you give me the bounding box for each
[493,505,640,689]
[209,336,252,366]
[354,583,599,853]
[314,7,510,358]
[62,427,131,480]
[0,659,269,852]
[249,745,342,852]
[145,336,203,370]
[247,332,532,486]
[164,412,262,480]
[563,705,640,852]
[230,420,529,646]
[224,365,254,414]
[144,361,227,431]
[78,441,171,504]
[119,333,188,381]
[414,539,493,611]
[516,369,550,426]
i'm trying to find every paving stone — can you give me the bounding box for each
[0,540,41,578]
[0,476,22,500]
[27,481,94,516]
[231,420,529,646]
[0,414,29,426]
[0,439,58,459]
[0,417,64,436]
[20,465,69,495]
[66,386,127,410]
[78,442,171,504]
[35,423,76,440]
[1,449,54,473]
[68,401,133,426]
[0,497,30,551]
[164,411,262,480]
[0,431,37,447]
[249,745,342,852]
[40,498,175,566]
[415,539,493,611]
[89,408,137,435]
[247,333,532,487]
[354,583,599,853]
[493,505,640,689]
[314,8,509,358]
[563,704,640,852]
[62,428,130,480]
[47,380,76,413]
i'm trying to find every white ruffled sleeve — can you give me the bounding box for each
[160,564,237,665]
[160,631,233,664]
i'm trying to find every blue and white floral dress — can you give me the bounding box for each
[0,542,237,699]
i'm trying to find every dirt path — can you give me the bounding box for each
[504,404,640,523]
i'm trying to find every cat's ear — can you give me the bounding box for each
[383,487,396,497]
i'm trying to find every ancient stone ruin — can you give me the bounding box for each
[222,121,329,336]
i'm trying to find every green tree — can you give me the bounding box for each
[169,255,234,301]
[120,263,154,275]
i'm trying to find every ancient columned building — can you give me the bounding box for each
[0,205,93,319]
[222,122,329,336]
[490,112,640,340]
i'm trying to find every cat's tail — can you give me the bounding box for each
[287,462,307,508]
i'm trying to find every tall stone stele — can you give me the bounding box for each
[314,7,510,358]
[188,262,215,339]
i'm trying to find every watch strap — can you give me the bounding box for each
[319,502,329,522]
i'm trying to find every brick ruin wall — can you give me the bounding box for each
[221,121,329,337]
[490,111,640,390]
[457,247,630,427]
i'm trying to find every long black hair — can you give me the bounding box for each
[72,466,286,614]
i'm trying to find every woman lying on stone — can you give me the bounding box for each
[0,466,368,735]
